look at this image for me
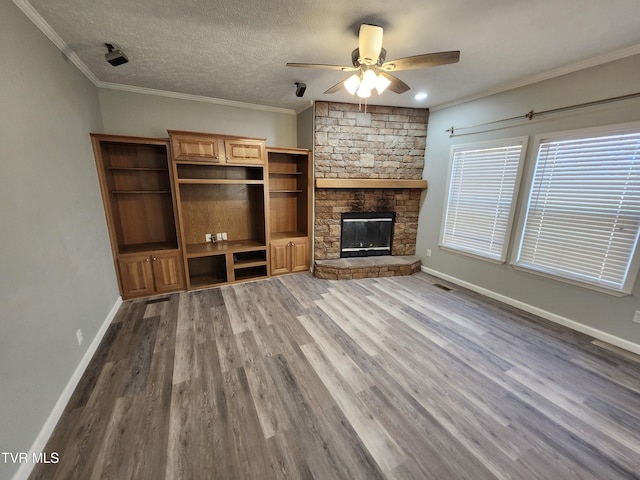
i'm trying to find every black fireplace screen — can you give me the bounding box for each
[340,212,395,257]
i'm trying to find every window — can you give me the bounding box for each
[440,138,527,262]
[515,124,640,294]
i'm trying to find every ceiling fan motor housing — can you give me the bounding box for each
[358,24,384,65]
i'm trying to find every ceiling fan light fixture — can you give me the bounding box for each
[375,74,391,94]
[360,69,378,91]
[356,85,372,98]
[344,74,361,95]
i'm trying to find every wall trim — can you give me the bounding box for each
[98,82,297,116]
[11,0,100,85]
[431,44,640,112]
[12,296,123,480]
[421,266,640,356]
[11,0,296,117]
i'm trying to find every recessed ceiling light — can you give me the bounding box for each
[414,92,428,101]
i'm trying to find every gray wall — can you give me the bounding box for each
[98,89,297,147]
[417,54,640,347]
[296,104,314,150]
[0,2,118,478]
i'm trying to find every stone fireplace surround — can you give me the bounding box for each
[313,101,428,279]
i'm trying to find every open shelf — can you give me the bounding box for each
[233,249,267,266]
[189,274,228,288]
[186,239,266,258]
[187,255,228,288]
[178,182,265,250]
[119,241,179,255]
[178,179,264,185]
[271,231,307,241]
[176,163,263,181]
[108,167,168,172]
[111,190,171,194]
[234,265,268,282]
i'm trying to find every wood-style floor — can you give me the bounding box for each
[30,272,640,480]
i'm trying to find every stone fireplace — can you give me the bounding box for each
[313,101,428,278]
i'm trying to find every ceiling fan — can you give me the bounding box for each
[287,24,460,98]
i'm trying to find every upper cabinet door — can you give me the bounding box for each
[171,134,223,163]
[224,139,265,165]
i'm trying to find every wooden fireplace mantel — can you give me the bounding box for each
[315,178,427,189]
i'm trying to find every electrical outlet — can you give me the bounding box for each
[426,249,432,257]
[76,329,83,346]
[222,232,228,240]
[216,233,223,241]
[633,311,640,324]
[205,233,212,242]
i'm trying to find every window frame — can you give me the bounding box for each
[439,136,528,263]
[512,121,640,296]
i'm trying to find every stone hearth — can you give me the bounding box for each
[314,256,422,280]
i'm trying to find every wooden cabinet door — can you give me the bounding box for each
[270,243,291,275]
[119,255,155,298]
[225,139,265,165]
[152,252,185,293]
[171,134,222,162]
[270,238,309,276]
[290,238,309,273]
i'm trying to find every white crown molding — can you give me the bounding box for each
[97,82,297,115]
[431,43,640,112]
[13,0,296,116]
[11,0,100,85]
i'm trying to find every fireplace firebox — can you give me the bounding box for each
[340,212,395,258]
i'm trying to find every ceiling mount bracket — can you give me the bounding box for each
[104,42,128,66]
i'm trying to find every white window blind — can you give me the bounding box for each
[441,139,526,262]
[515,127,640,294]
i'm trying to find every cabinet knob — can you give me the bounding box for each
[152,256,157,261]
[145,258,150,262]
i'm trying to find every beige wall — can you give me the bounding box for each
[417,54,640,349]
[98,89,298,147]
[0,2,117,479]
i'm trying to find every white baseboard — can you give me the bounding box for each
[421,266,640,356]
[12,296,123,480]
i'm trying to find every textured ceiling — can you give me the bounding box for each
[19,0,640,112]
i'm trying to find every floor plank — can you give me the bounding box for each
[30,272,640,480]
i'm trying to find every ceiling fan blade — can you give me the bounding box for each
[378,72,410,94]
[358,24,384,65]
[323,79,346,94]
[286,62,356,72]
[380,51,460,72]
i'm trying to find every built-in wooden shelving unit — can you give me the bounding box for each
[93,131,313,298]
[169,130,270,290]
[91,134,185,299]
[267,147,312,276]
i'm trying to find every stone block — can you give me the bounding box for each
[315,102,329,116]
